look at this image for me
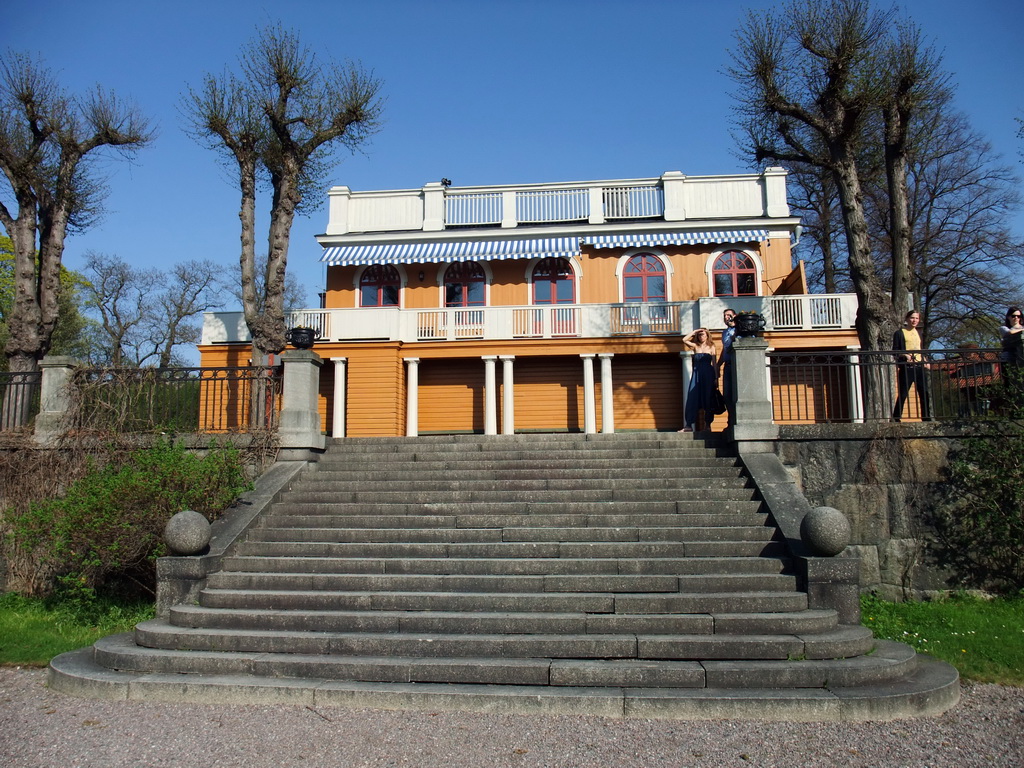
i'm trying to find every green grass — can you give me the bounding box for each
[862,592,1024,685]
[0,592,154,667]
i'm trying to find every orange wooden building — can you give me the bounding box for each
[200,169,859,436]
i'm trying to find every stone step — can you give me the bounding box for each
[49,643,961,721]
[203,571,799,594]
[232,539,790,559]
[166,606,838,636]
[107,630,883,682]
[257,513,771,529]
[131,620,873,660]
[262,500,767,516]
[197,589,809,614]
[292,476,752,493]
[306,465,746,481]
[278,487,759,504]
[218,555,790,576]
[250,525,778,544]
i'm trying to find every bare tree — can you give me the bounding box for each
[150,259,228,367]
[82,251,161,366]
[82,253,227,367]
[183,24,382,365]
[729,0,952,416]
[0,51,152,375]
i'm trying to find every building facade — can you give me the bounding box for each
[200,169,858,436]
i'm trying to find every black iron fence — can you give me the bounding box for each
[0,370,42,431]
[71,366,282,434]
[768,348,1011,424]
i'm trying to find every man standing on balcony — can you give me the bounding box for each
[717,308,738,426]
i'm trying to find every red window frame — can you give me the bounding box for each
[713,250,757,297]
[623,253,667,303]
[359,265,401,307]
[532,258,575,304]
[444,261,486,307]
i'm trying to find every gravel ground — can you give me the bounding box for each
[1,668,1022,767]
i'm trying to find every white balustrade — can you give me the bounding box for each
[202,294,857,345]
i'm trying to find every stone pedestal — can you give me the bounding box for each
[34,356,77,445]
[277,350,325,460]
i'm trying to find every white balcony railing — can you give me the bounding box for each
[324,169,792,237]
[202,295,857,346]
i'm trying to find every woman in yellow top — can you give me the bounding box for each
[892,310,932,422]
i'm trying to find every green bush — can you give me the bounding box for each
[937,427,1024,593]
[5,440,251,597]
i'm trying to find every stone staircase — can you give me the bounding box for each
[49,433,959,720]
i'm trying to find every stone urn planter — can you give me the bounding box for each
[734,312,766,338]
[285,326,316,349]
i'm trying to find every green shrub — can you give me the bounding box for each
[937,426,1024,594]
[5,440,251,597]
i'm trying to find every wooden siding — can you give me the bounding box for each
[344,344,405,437]
[419,359,485,433]
[610,354,684,431]
[511,357,590,433]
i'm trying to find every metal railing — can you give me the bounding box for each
[0,370,42,431]
[71,366,282,434]
[768,348,1009,424]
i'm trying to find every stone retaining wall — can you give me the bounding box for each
[772,423,961,601]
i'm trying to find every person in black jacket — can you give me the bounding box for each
[892,310,931,422]
[999,306,1024,409]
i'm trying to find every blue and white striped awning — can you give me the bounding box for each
[320,237,580,266]
[583,230,768,249]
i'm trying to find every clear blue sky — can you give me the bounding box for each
[4,0,1022,306]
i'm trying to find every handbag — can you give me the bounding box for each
[711,387,727,415]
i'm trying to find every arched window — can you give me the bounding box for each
[444,261,486,307]
[532,258,575,304]
[713,250,757,297]
[623,253,666,303]
[359,265,401,307]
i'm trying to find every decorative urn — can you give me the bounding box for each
[285,326,316,349]
[734,312,766,338]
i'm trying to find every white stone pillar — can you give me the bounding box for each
[422,182,445,231]
[581,354,597,435]
[404,357,420,437]
[661,170,687,221]
[325,186,351,235]
[598,353,615,433]
[483,356,498,435]
[500,356,515,435]
[679,350,693,425]
[846,345,865,424]
[763,166,790,218]
[331,357,347,438]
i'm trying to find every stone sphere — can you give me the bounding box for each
[800,506,851,556]
[164,509,211,555]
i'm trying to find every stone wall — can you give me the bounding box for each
[772,423,960,601]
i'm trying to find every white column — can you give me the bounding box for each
[679,351,693,423]
[483,356,498,435]
[598,353,615,433]
[500,355,515,435]
[581,354,597,435]
[404,357,420,437]
[331,357,347,438]
[846,345,865,424]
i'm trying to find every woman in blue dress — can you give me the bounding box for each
[681,327,717,432]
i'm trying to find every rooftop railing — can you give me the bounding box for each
[323,169,792,236]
